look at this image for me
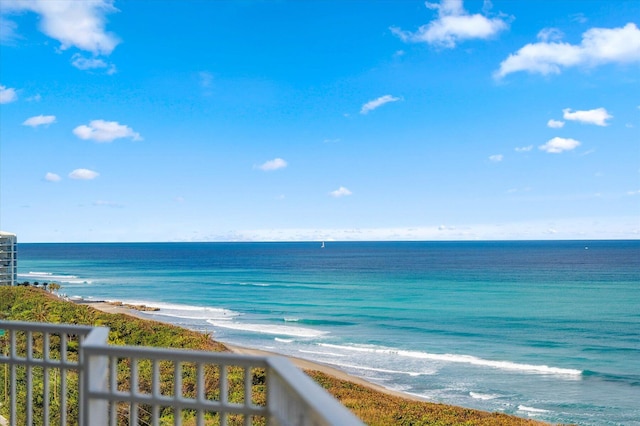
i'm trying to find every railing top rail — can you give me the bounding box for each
[82,340,271,367]
[0,319,95,335]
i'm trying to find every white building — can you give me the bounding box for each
[0,231,17,286]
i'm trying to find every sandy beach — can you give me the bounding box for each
[83,300,426,403]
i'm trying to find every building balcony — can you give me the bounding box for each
[0,320,363,426]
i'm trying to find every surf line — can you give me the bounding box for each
[318,344,583,377]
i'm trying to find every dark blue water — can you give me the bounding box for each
[16,241,640,424]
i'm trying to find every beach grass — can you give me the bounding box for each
[0,286,550,425]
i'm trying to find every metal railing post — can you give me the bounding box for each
[79,327,110,426]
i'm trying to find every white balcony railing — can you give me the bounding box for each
[0,320,363,426]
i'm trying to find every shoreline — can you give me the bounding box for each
[83,300,428,403]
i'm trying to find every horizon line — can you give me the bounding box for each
[15,238,640,244]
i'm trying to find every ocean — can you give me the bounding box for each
[16,240,640,425]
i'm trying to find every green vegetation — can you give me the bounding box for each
[0,286,548,425]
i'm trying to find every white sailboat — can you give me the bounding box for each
[321,241,325,248]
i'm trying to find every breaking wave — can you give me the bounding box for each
[318,343,583,377]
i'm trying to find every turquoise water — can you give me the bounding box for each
[17,241,640,425]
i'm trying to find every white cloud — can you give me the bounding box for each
[360,95,401,114]
[537,28,564,43]
[515,145,533,152]
[23,114,56,127]
[438,224,456,231]
[562,107,612,126]
[489,154,503,162]
[547,119,565,128]
[71,54,116,74]
[73,120,142,142]
[2,0,120,55]
[390,0,508,49]
[44,172,61,182]
[496,23,640,78]
[582,23,640,62]
[196,216,639,242]
[496,43,583,77]
[0,85,18,103]
[0,16,18,43]
[539,137,581,153]
[571,13,588,24]
[71,54,106,69]
[69,168,99,180]
[257,158,287,171]
[329,186,352,197]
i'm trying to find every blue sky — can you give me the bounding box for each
[1,0,638,242]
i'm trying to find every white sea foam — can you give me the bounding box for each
[470,392,500,400]
[298,349,346,357]
[318,343,583,377]
[207,320,328,338]
[518,405,549,414]
[121,300,240,321]
[405,391,433,401]
[19,272,91,284]
[151,312,236,321]
[283,317,299,322]
[274,338,294,343]
[238,282,270,287]
[327,361,431,377]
